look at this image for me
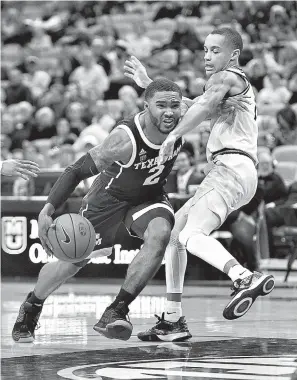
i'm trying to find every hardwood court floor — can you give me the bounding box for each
[1,280,297,380]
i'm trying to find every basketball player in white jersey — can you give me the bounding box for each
[125,27,275,342]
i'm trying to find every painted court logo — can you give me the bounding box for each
[1,217,27,254]
[58,356,297,379]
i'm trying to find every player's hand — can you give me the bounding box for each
[1,159,40,180]
[124,56,152,88]
[159,134,177,165]
[38,211,55,257]
[220,95,252,113]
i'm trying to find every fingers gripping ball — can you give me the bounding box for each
[48,213,96,263]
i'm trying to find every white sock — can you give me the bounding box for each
[228,265,252,282]
[165,234,187,294]
[165,300,182,322]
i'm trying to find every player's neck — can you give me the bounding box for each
[141,112,167,145]
[224,61,239,71]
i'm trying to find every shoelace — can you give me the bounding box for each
[154,313,165,325]
[230,274,254,297]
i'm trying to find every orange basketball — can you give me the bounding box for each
[48,213,96,263]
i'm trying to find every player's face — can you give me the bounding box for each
[204,34,235,77]
[146,91,182,134]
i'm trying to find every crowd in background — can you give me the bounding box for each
[1,1,297,260]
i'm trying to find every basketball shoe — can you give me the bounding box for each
[12,292,42,343]
[93,301,133,341]
[223,271,275,320]
[137,313,192,342]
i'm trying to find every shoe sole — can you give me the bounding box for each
[12,335,34,343]
[223,274,275,320]
[138,332,192,342]
[93,320,132,341]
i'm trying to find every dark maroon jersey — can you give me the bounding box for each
[87,112,183,204]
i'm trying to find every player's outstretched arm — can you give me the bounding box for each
[159,72,234,163]
[38,129,133,255]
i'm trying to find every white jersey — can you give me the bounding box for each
[206,67,258,163]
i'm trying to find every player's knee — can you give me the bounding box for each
[179,228,205,248]
[144,218,172,251]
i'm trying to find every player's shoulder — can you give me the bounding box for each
[207,70,238,87]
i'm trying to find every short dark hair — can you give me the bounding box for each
[210,27,243,53]
[144,78,182,101]
[277,106,297,130]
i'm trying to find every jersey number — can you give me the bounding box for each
[143,165,165,186]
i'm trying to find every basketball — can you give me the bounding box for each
[48,213,96,263]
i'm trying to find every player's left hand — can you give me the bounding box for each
[159,134,177,164]
[220,95,252,113]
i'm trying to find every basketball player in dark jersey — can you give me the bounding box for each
[12,79,186,343]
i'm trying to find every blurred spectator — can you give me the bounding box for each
[273,106,297,146]
[118,86,140,118]
[265,181,297,257]
[21,56,51,100]
[155,15,203,54]
[39,83,65,118]
[27,24,53,51]
[10,102,35,150]
[2,7,32,45]
[288,69,297,105]
[167,148,203,212]
[65,102,87,135]
[257,151,288,204]
[88,100,116,132]
[125,23,157,60]
[5,68,33,105]
[50,118,77,148]
[91,38,111,76]
[1,113,15,136]
[29,107,56,141]
[257,72,291,107]
[13,177,35,197]
[69,49,109,100]
[1,134,13,160]
[172,149,203,195]
[22,140,47,168]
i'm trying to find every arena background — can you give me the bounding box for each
[1,0,297,281]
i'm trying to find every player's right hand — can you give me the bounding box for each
[1,159,40,180]
[124,56,152,88]
[221,95,252,113]
[38,211,55,257]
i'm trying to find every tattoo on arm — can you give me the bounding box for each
[89,128,133,172]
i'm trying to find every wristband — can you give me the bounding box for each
[0,161,3,174]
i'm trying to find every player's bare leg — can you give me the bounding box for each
[138,203,191,342]
[12,248,112,343]
[94,217,172,341]
[179,190,274,320]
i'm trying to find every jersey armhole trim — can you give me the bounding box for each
[115,125,137,168]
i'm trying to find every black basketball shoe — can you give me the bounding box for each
[223,271,275,320]
[93,301,133,341]
[12,292,42,343]
[137,313,192,342]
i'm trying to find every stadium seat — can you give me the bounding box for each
[272,145,297,163]
[274,161,297,187]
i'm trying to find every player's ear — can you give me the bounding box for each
[144,101,149,110]
[231,49,240,61]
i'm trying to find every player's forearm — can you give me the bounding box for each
[170,102,209,138]
[47,153,99,210]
